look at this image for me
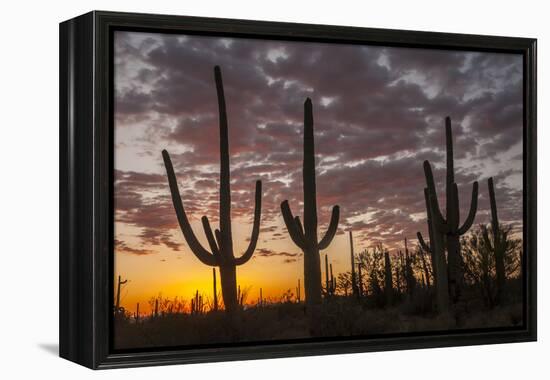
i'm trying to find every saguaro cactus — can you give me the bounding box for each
[418,187,449,313]
[329,263,336,295]
[395,251,402,294]
[191,290,204,315]
[418,244,431,288]
[212,268,218,312]
[483,177,507,305]
[115,275,128,313]
[280,98,340,309]
[349,231,359,298]
[384,251,393,306]
[423,117,478,303]
[357,261,363,297]
[324,256,336,296]
[162,66,262,314]
[404,238,416,295]
[325,254,330,296]
[237,285,245,307]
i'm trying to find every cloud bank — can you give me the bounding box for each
[113,31,523,256]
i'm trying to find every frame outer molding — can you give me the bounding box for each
[60,10,537,369]
[60,12,96,368]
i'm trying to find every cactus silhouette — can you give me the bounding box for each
[115,275,128,313]
[384,251,393,306]
[395,251,402,294]
[324,254,330,296]
[330,263,336,295]
[404,238,416,296]
[280,98,340,309]
[162,66,262,314]
[237,285,245,308]
[357,261,364,297]
[418,187,449,312]
[324,255,336,296]
[191,290,204,315]
[482,177,506,305]
[417,244,431,288]
[423,116,478,303]
[349,231,359,298]
[212,268,218,312]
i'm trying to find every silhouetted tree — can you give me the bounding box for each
[336,272,353,296]
[463,223,521,307]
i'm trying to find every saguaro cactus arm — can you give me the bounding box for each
[234,180,263,266]
[281,200,306,249]
[429,192,449,233]
[162,149,218,266]
[201,216,220,256]
[318,205,340,250]
[457,181,479,235]
[488,177,500,235]
[482,177,501,251]
[417,231,430,252]
[417,188,434,253]
[423,161,450,234]
[294,216,305,236]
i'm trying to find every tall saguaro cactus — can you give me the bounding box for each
[483,177,507,305]
[212,268,218,311]
[384,251,393,306]
[423,117,478,303]
[280,98,340,309]
[162,66,263,314]
[349,231,359,298]
[418,187,449,313]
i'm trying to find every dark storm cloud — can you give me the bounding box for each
[114,31,523,251]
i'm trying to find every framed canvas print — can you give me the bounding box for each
[59,11,537,369]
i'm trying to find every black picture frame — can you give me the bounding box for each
[59,10,537,369]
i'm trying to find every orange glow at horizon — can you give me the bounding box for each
[114,217,362,315]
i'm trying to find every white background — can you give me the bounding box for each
[0,0,547,378]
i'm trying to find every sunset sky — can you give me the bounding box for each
[113,31,523,314]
